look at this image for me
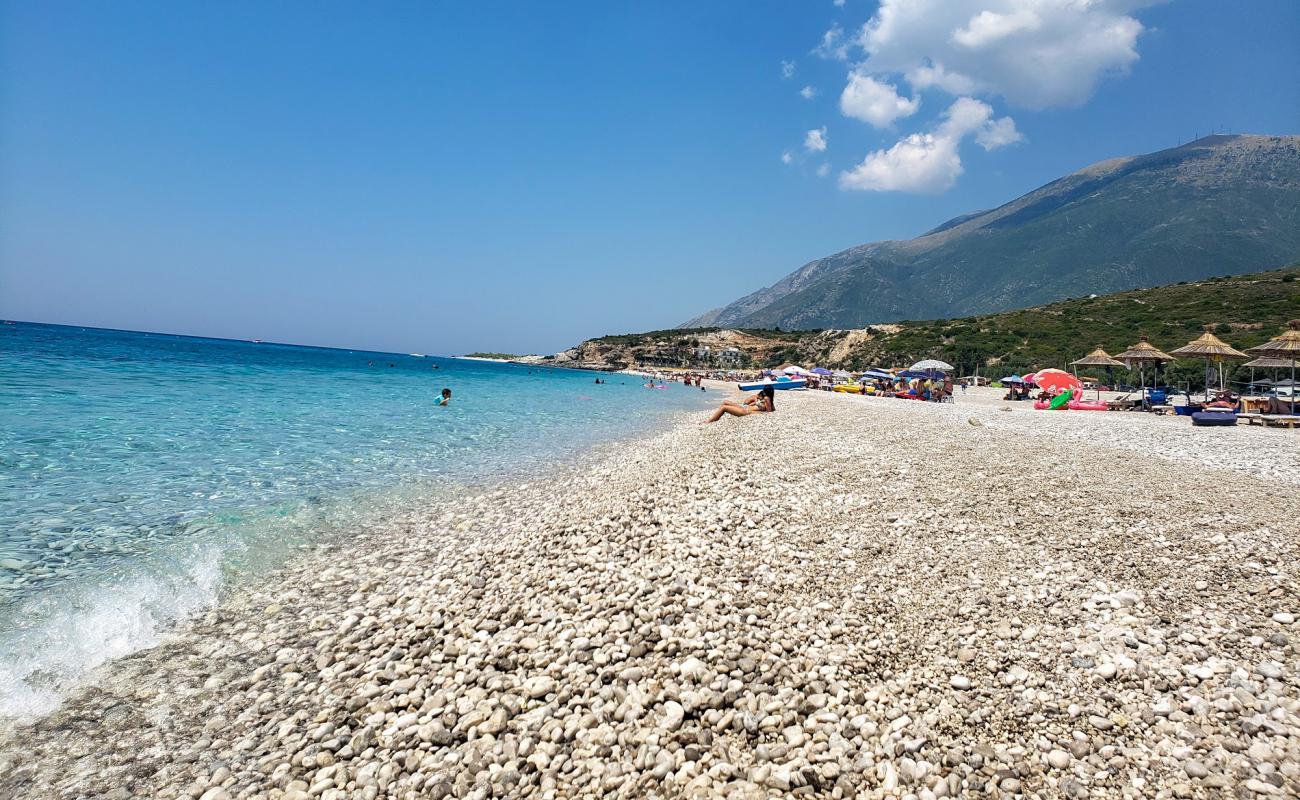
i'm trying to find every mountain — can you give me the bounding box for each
[684,135,1300,330]
[576,264,1300,378]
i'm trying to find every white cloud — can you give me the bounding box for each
[839,71,920,127]
[834,0,846,7]
[904,61,978,95]
[805,127,829,152]
[781,151,794,164]
[813,24,851,61]
[781,59,797,79]
[839,131,962,193]
[975,114,1022,150]
[817,162,831,177]
[800,85,818,99]
[839,96,1020,192]
[856,0,1156,109]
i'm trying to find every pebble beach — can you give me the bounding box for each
[2,388,1298,799]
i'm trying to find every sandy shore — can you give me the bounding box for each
[2,390,1298,799]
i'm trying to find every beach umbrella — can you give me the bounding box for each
[1031,368,1083,395]
[1170,326,1249,401]
[1246,320,1300,415]
[909,359,954,372]
[1114,336,1175,405]
[860,369,895,381]
[1242,357,1289,395]
[1070,346,1125,400]
[783,365,810,376]
[810,367,833,376]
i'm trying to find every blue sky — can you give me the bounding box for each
[2,1,1297,355]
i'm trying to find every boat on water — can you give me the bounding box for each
[410,353,426,358]
[737,377,807,391]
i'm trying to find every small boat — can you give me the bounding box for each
[737,377,807,391]
[410,353,426,358]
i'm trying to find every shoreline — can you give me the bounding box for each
[2,391,1298,798]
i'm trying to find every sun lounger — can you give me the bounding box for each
[1238,413,1265,426]
[1260,414,1300,429]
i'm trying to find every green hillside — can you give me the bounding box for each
[873,265,1299,383]
[579,265,1300,385]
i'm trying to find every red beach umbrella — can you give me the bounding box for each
[1032,368,1083,395]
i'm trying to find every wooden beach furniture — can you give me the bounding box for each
[1260,414,1300,429]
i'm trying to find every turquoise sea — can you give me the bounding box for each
[0,322,712,718]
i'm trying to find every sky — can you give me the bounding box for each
[2,1,1297,356]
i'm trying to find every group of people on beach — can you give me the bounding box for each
[869,376,955,402]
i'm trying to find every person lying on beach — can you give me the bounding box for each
[436,388,452,406]
[706,386,774,423]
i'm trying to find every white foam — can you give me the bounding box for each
[0,548,223,720]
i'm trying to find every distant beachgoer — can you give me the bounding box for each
[706,386,774,423]
[436,388,452,406]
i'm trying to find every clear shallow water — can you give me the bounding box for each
[0,322,711,718]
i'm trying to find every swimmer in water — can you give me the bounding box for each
[436,388,452,406]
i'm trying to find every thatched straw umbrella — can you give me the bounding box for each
[1242,356,1292,394]
[1246,320,1300,415]
[1113,337,1175,404]
[1169,326,1249,401]
[1070,346,1125,400]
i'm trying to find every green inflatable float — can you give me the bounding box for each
[1048,388,1073,410]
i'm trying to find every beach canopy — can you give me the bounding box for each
[782,365,810,375]
[1243,356,1295,368]
[860,369,895,380]
[909,359,954,372]
[1112,336,1175,402]
[1171,326,1249,398]
[1247,320,1300,359]
[1001,375,1025,384]
[810,367,833,376]
[1114,337,1175,364]
[832,369,853,378]
[1031,368,1083,395]
[1246,320,1300,414]
[1169,327,1250,361]
[1070,346,1125,368]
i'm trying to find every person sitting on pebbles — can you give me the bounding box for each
[706,386,775,422]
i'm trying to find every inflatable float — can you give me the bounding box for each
[1192,410,1237,426]
[1034,390,1075,410]
[833,384,862,394]
[1067,400,1108,411]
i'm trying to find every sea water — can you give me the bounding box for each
[0,322,711,719]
